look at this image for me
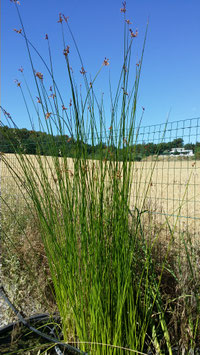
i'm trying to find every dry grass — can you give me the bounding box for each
[1,153,200,234]
[1,194,57,325]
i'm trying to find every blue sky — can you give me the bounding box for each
[1,0,200,136]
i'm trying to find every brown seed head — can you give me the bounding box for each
[14,79,21,87]
[125,19,132,25]
[36,97,41,103]
[45,34,48,40]
[62,105,67,110]
[130,29,138,38]
[45,112,52,119]
[57,13,63,23]
[80,67,86,75]
[49,93,56,99]
[103,57,109,66]
[63,45,70,57]
[120,1,126,13]
[13,28,22,34]
[18,66,24,73]
[35,72,43,80]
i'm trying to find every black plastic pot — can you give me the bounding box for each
[0,313,78,354]
[0,286,86,354]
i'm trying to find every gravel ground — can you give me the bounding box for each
[0,249,17,328]
[0,260,12,328]
[0,292,10,328]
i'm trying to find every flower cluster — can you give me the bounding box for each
[120,1,126,13]
[57,13,69,23]
[13,28,22,34]
[14,79,21,87]
[63,45,70,57]
[130,29,138,38]
[45,112,52,119]
[57,13,63,23]
[103,58,109,66]
[35,72,43,80]
[49,93,56,99]
[80,67,86,75]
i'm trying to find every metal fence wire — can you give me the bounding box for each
[1,117,200,237]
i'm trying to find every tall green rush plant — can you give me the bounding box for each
[1,1,172,353]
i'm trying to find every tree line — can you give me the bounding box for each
[1,126,200,160]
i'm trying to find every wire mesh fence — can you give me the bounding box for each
[1,116,200,237]
[128,117,200,238]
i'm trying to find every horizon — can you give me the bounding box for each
[1,117,200,147]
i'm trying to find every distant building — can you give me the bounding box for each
[170,148,194,156]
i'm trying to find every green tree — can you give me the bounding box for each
[195,146,200,160]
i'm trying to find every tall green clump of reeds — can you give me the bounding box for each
[1,1,173,353]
